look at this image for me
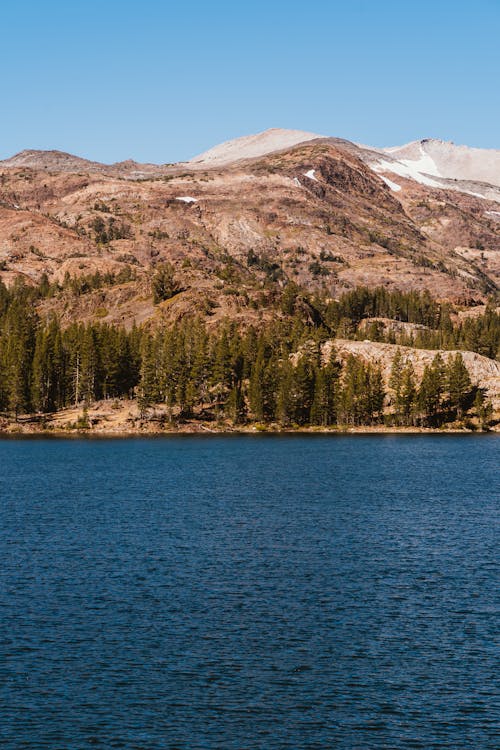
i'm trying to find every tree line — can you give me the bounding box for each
[318,286,499,360]
[0,280,140,416]
[0,278,492,427]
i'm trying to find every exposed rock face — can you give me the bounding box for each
[325,339,500,409]
[357,318,431,336]
[0,131,499,329]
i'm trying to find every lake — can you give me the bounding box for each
[0,435,498,749]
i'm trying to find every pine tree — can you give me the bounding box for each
[80,326,100,403]
[249,343,266,421]
[338,355,368,425]
[400,362,417,425]
[292,354,315,424]
[3,300,36,417]
[31,324,61,412]
[310,348,341,426]
[389,349,404,422]
[366,364,385,423]
[226,385,246,424]
[211,328,233,390]
[474,390,493,429]
[152,263,180,304]
[138,337,159,417]
[447,353,472,419]
[417,354,445,425]
[276,358,294,426]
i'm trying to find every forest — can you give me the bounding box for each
[0,277,497,428]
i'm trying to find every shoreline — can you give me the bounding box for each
[0,423,497,438]
[1,399,496,437]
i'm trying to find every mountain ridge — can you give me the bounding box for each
[0,129,499,330]
[2,129,499,202]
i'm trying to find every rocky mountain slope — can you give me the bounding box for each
[0,129,499,331]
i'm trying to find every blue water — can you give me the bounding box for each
[0,435,498,749]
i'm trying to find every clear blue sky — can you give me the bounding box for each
[2,0,499,163]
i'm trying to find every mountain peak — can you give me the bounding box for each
[1,149,102,171]
[188,128,324,167]
[380,139,500,188]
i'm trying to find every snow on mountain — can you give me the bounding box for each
[383,141,442,178]
[2,133,499,204]
[384,139,500,188]
[372,154,441,188]
[188,130,500,202]
[379,175,402,192]
[367,139,500,200]
[188,128,323,167]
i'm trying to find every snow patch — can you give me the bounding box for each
[293,177,301,187]
[380,176,402,192]
[175,196,197,203]
[382,139,500,189]
[373,159,441,188]
[304,169,318,181]
[398,143,441,178]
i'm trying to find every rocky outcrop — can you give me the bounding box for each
[324,339,500,409]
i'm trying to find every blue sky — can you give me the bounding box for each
[1,0,499,163]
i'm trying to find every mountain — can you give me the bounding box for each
[358,139,500,203]
[382,139,500,188]
[0,129,499,332]
[1,129,499,430]
[1,149,110,173]
[0,149,175,179]
[2,131,499,199]
[185,130,500,204]
[188,128,324,167]
[184,131,500,204]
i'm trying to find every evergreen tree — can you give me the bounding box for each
[399,362,417,425]
[417,354,446,425]
[138,337,159,417]
[249,342,266,421]
[389,349,404,420]
[31,322,61,412]
[80,326,100,403]
[3,300,36,417]
[152,263,180,304]
[311,366,336,426]
[276,357,294,426]
[474,390,493,429]
[338,355,367,425]
[366,364,385,423]
[447,353,472,419]
[291,353,315,424]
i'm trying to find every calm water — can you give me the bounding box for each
[0,435,498,749]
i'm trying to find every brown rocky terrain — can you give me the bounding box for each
[1,132,499,332]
